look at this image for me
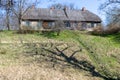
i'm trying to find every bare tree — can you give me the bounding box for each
[99,0,120,24]
[106,8,120,24]
[10,0,40,31]
[0,11,4,30]
[0,0,14,30]
[0,0,40,30]
[1,0,56,31]
[49,3,64,9]
[48,3,76,35]
[49,3,76,10]
[69,3,75,10]
[54,20,65,36]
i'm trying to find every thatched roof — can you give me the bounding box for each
[65,10,85,21]
[22,8,101,22]
[81,10,101,22]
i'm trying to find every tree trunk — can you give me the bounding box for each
[18,17,22,31]
[6,10,10,30]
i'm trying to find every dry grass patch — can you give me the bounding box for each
[0,64,103,80]
[0,42,103,80]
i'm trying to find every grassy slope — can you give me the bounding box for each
[45,30,120,79]
[0,30,120,80]
[59,31,120,79]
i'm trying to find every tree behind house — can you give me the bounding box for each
[99,0,120,26]
[10,0,39,31]
[99,0,120,34]
[0,0,14,30]
[48,3,76,10]
[48,3,77,35]
[54,20,65,36]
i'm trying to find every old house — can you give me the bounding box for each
[21,7,102,31]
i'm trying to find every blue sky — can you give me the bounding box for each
[38,0,106,24]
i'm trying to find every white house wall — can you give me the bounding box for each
[21,21,43,30]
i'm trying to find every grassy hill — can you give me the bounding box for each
[0,30,120,80]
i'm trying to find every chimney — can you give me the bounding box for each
[31,5,35,9]
[82,7,86,11]
[50,7,55,10]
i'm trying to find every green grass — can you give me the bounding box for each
[50,30,120,79]
[0,31,48,43]
[0,30,120,79]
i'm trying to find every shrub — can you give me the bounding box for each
[91,26,105,35]
[21,26,32,30]
[16,30,41,34]
[105,24,120,34]
[91,24,120,35]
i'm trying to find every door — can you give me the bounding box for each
[42,21,49,29]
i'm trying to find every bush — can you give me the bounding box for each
[21,26,33,30]
[105,25,120,34]
[16,30,41,34]
[91,24,120,35]
[91,26,105,35]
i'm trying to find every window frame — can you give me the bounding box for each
[64,21,71,27]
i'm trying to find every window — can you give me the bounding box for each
[82,22,87,29]
[37,21,42,27]
[64,21,71,27]
[48,22,55,27]
[74,21,78,27]
[36,21,42,29]
[26,21,30,27]
[91,23,94,27]
[91,23,98,28]
[48,22,53,27]
[87,23,91,28]
[94,23,97,27]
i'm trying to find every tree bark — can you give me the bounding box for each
[6,9,10,30]
[18,17,22,31]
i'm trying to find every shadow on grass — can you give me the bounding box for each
[24,43,107,80]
